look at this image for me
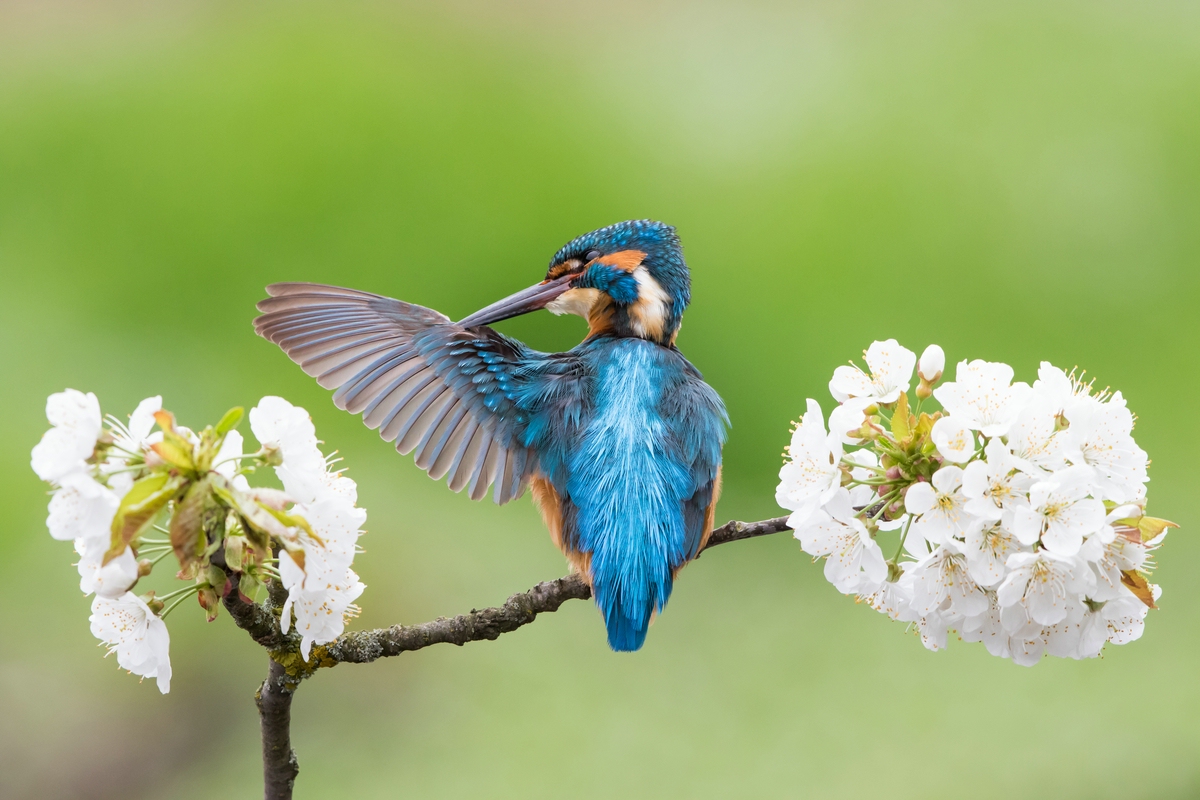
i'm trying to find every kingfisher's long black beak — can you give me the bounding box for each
[457,274,575,327]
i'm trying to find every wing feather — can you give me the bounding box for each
[255,282,541,504]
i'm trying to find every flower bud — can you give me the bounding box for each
[918,344,945,384]
[258,443,283,467]
[137,558,155,578]
[197,585,220,622]
[143,593,165,614]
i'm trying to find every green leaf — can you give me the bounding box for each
[224,534,247,572]
[150,439,195,471]
[215,406,244,436]
[914,412,935,441]
[1114,515,1179,544]
[107,473,187,563]
[169,477,211,570]
[210,474,293,542]
[1121,570,1157,609]
[890,392,911,441]
[238,572,261,602]
[150,409,196,471]
[1138,516,1178,544]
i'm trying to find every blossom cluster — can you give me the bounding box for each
[31,391,367,691]
[249,398,365,660]
[777,341,1176,666]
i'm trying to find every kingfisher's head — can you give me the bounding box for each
[458,220,690,345]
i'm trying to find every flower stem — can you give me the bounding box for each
[891,513,914,563]
[869,492,900,522]
[839,458,887,473]
[146,548,175,567]
[157,583,201,602]
[159,586,201,619]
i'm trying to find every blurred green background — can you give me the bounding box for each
[2,1,1199,797]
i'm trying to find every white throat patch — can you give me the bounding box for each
[629,267,670,340]
[546,287,603,318]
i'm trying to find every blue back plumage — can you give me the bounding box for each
[516,336,727,651]
[571,340,695,650]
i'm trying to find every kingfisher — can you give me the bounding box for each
[254,220,728,651]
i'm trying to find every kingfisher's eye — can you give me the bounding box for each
[584,249,602,262]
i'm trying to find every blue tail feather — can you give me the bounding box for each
[595,576,673,652]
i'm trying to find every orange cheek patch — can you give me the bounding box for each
[597,249,647,273]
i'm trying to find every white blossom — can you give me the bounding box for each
[918,344,945,383]
[908,543,989,618]
[776,399,842,528]
[1100,592,1153,646]
[89,593,172,693]
[253,396,369,660]
[76,537,140,598]
[279,555,365,661]
[961,438,1032,523]
[214,429,251,492]
[1060,392,1148,503]
[1085,534,1147,601]
[31,389,101,483]
[1010,467,1105,556]
[858,569,917,622]
[913,607,955,652]
[1061,594,1148,659]
[930,416,974,464]
[996,551,1094,626]
[829,339,915,404]
[793,492,887,595]
[46,473,119,543]
[960,595,1013,659]
[1031,362,1089,415]
[962,520,1023,588]
[903,466,972,546]
[102,396,162,494]
[1007,626,1049,667]
[827,397,873,445]
[781,345,1168,666]
[933,360,1031,437]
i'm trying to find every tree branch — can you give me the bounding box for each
[326,515,790,667]
[222,515,789,800]
[257,658,299,800]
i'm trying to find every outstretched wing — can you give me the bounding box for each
[254,282,539,504]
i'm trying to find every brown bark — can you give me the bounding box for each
[258,658,299,800]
